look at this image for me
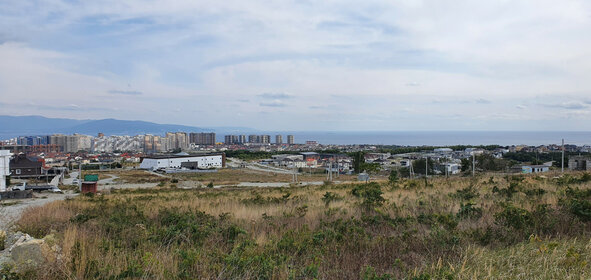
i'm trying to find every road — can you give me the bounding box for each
[62,171,79,185]
[0,192,78,231]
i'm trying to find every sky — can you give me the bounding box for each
[1,0,591,131]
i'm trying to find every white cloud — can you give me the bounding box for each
[1,1,591,130]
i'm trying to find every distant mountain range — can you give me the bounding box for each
[0,115,253,140]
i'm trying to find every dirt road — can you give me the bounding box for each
[0,192,77,231]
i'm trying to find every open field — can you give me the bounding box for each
[5,172,591,279]
[81,168,357,186]
[171,168,357,185]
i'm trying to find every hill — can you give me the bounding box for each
[0,115,213,139]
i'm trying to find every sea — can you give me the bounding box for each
[249,131,591,146]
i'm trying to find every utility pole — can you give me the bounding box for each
[562,138,565,173]
[472,153,475,177]
[78,161,82,192]
[425,156,428,178]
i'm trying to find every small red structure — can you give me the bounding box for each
[81,181,97,194]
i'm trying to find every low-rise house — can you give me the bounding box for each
[512,165,550,174]
[9,154,44,178]
[569,156,591,171]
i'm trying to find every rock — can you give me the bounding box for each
[0,232,61,273]
[4,232,32,251]
[10,239,53,270]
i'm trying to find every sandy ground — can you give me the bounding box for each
[0,192,78,231]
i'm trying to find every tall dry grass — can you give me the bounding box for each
[8,172,591,279]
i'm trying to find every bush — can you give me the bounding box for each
[388,170,399,185]
[563,198,591,221]
[453,185,479,200]
[351,182,386,210]
[560,187,591,221]
[492,182,519,198]
[494,203,533,231]
[457,202,483,219]
[555,173,591,186]
[322,192,342,207]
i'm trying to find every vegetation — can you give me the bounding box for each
[7,172,591,279]
[378,145,502,155]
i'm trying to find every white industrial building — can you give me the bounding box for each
[1,150,12,192]
[139,154,225,170]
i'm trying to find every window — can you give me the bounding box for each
[15,169,21,174]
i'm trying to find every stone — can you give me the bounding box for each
[4,232,32,251]
[10,239,52,270]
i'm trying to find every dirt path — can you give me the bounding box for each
[0,192,78,231]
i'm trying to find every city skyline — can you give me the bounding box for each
[1,1,591,131]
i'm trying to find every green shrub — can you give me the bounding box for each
[351,182,386,210]
[523,188,546,196]
[241,193,291,205]
[560,187,591,221]
[361,266,395,280]
[322,191,342,207]
[494,203,533,230]
[563,198,591,221]
[388,170,399,185]
[555,173,591,186]
[453,185,479,200]
[457,202,483,219]
[492,182,519,198]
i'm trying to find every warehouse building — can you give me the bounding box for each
[139,153,225,170]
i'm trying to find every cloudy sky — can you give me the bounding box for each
[1,0,591,131]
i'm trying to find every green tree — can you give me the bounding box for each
[361,162,381,174]
[461,158,471,172]
[412,158,435,175]
[388,170,399,185]
[476,154,509,172]
[398,167,411,178]
[352,152,365,174]
[351,182,385,211]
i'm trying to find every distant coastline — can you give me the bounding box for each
[245,131,591,146]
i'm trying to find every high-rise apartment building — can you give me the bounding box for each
[48,134,91,152]
[143,135,162,154]
[287,135,294,145]
[190,132,215,145]
[275,135,283,144]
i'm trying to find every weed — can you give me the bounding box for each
[351,182,386,211]
[457,202,483,219]
[494,203,533,231]
[492,182,519,198]
[322,192,342,207]
[452,185,479,200]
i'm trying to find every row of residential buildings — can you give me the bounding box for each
[10,133,299,154]
[224,134,294,145]
[9,133,217,154]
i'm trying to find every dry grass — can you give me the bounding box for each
[172,168,357,185]
[9,172,591,279]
